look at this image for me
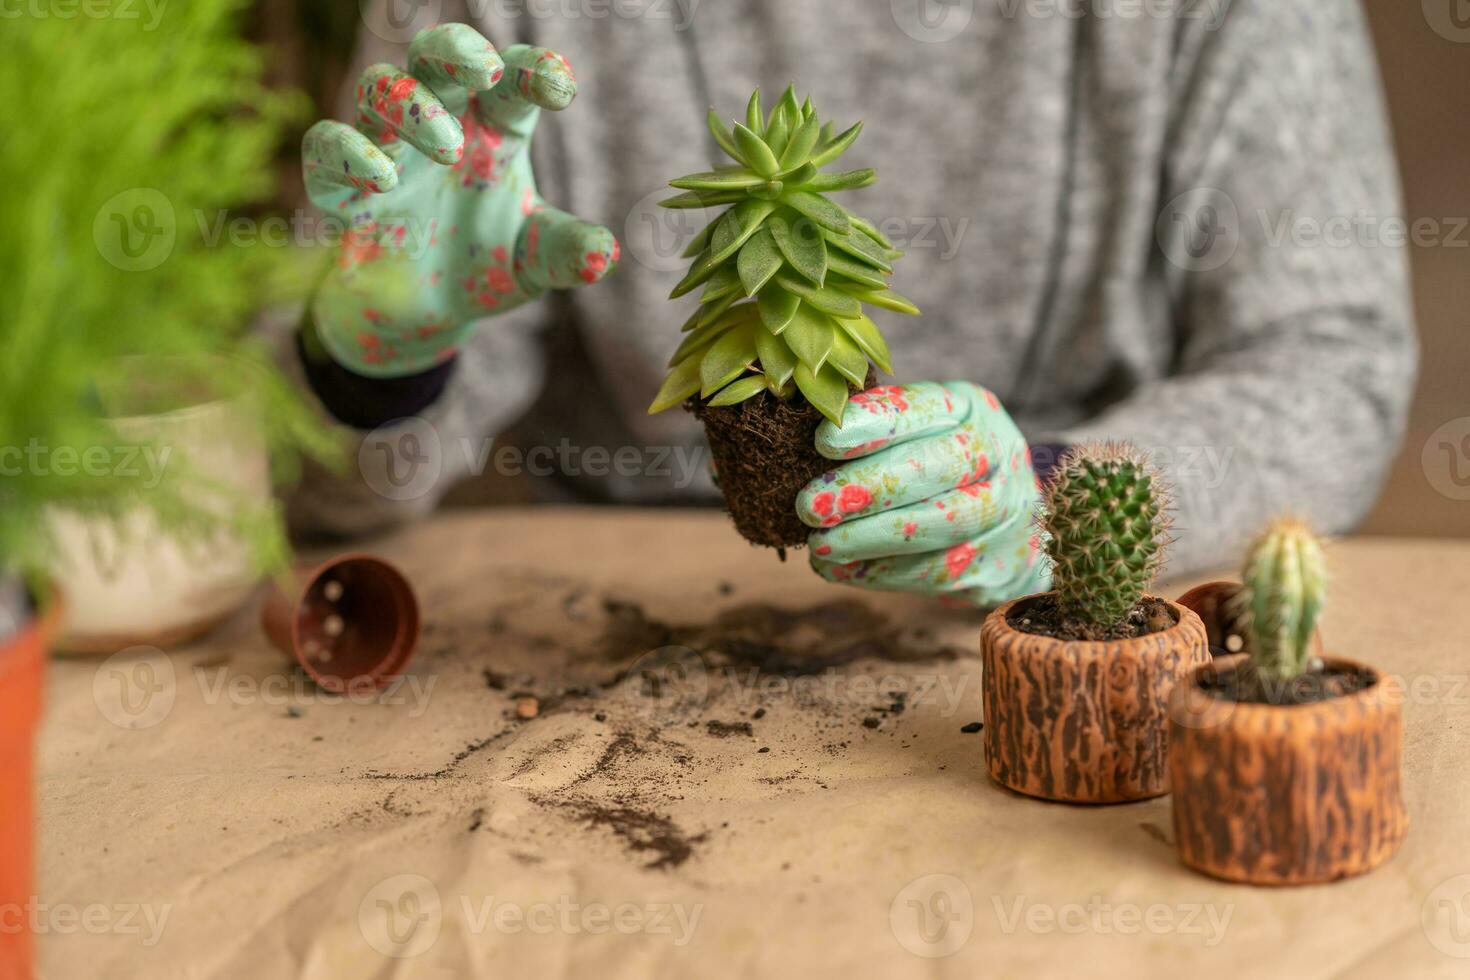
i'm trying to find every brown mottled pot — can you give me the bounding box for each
[981,594,1210,804]
[1168,654,1408,885]
[1176,581,1325,661]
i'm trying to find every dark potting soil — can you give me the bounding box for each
[1201,662,1377,706]
[595,596,965,678]
[1006,592,1177,642]
[689,372,874,553]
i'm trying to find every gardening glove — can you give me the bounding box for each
[301,23,618,377]
[797,381,1049,607]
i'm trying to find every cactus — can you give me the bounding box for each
[1042,442,1170,629]
[1240,518,1327,680]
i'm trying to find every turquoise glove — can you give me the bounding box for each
[301,24,618,377]
[797,382,1049,607]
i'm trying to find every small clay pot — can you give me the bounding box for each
[1168,654,1408,885]
[1176,580,1326,661]
[981,594,1210,803]
[261,555,420,694]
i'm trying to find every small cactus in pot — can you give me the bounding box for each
[980,442,1207,803]
[1168,518,1407,884]
[1238,517,1327,682]
[1039,442,1172,638]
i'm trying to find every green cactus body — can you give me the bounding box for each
[1042,443,1169,630]
[1242,518,1327,680]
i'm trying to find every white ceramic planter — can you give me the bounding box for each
[47,394,272,652]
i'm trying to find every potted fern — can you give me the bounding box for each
[647,86,919,551]
[980,443,1210,803]
[1169,519,1408,884]
[1,5,328,974]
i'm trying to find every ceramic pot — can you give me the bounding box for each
[981,593,1209,803]
[47,391,271,652]
[1168,653,1408,884]
[1176,580,1326,661]
[0,595,60,980]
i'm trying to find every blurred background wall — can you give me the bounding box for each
[249,0,1467,537]
[1358,0,1470,537]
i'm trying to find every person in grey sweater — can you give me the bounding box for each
[280,0,1416,603]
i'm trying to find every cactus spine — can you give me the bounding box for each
[1042,442,1170,629]
[1241,518,1326,680]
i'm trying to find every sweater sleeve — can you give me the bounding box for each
[1043,0,1417,577]
[266,305,546,540]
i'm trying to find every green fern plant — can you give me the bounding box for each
[1042,443,1171,630]
[1239,518,1327,681]
[647,86,919,425]
[0,1,336,601]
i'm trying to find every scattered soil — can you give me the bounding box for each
[594,597,965,678]
[690,371,873,553]
[705,720,754,738]
[1007,593,1176,642]
[1201,662,1377,706]
[536,795,708,871]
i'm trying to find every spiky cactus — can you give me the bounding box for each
[1240,518,1327,680]
[1042,443,1170,629]
[646,85,917,425]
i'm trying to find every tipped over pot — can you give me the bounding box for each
[261,554,420,694]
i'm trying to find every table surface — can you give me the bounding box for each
[34,509,1470,979]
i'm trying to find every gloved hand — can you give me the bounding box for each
[301,23,618,377]
[797,381,1049,607]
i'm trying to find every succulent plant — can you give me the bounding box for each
[1240,518,1327,681]
[1042,443,1170,629]
[646,85,919,425]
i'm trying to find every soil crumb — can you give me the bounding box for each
[706,720,754,738]
[1007,593,1176,641]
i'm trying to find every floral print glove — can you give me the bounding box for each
[302,24,618,377]
[797,381,1049,607]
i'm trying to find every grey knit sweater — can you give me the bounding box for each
[281,0,1416,578]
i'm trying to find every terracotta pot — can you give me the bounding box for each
[1176,581,1326,661]
[1168,653,1407,885]
[0,596,61,980]
[260,555,420,694]
[981,593,1209,803]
